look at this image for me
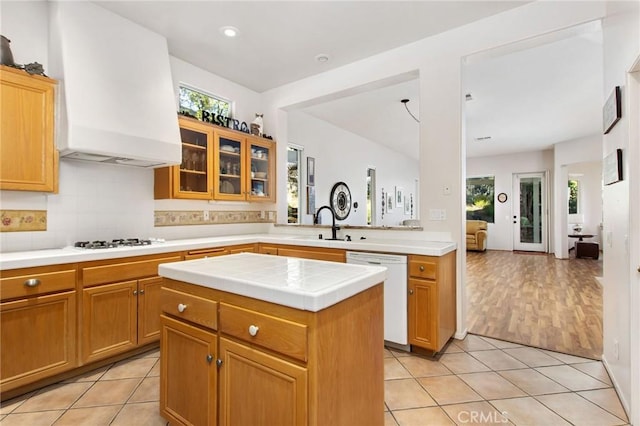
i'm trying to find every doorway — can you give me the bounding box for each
[513,172,547,252]
[462,21,603,358]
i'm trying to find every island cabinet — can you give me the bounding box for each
[0,65,58,192]
[155,116,275,202]
[407,251,456,352]
[0,264,77,393]
[159,277,384,426]
[79,253,181,364]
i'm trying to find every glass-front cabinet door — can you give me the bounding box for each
[247,138,274,202]
[172,118,213,199]
[214,129,246,201]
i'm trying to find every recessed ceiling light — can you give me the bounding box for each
[219,26,239,38]
[315,54,330,63]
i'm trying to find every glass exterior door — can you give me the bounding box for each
[513,172,547,252]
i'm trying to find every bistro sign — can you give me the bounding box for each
[201,110,250,134]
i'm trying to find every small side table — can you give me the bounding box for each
[568,234,595,242]
[568,234,598,259]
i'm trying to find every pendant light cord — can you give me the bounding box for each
[401,99,419,123]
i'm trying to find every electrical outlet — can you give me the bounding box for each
[607,231,613,247]
[203,210,209,221]
[260,210,266,219]
[429,209,446,221]
[614,339,619,360]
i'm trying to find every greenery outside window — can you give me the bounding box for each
[466,176,495,223]
[568,179,579,214]
[179,85,231,121]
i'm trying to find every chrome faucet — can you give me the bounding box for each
[314,205,340,240]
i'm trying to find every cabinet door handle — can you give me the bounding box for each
[409,289,414,295]
[24,278,41,287]
[177,303,187,313]
[419,265,425,272]
[248,325,260,336]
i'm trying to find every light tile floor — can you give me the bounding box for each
[0,334,629,426]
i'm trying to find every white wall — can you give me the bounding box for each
[601,0,640,418]
[0,1,49,70]
[288,111,419,227]
[466,150,553,251]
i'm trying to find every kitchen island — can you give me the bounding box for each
[158,253,386,426]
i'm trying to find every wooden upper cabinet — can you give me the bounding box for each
[0,65,58,192]
[155,117,214,199]
[155,116,275,202]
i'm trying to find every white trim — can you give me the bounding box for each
[626,59,640,426]
[454,328,468,340]
[602,355,631,419]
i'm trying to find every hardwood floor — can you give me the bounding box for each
[466,250,603,360]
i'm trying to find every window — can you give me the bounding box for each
[466,176,495,223]
[367,168,376,225]
[287,146,303,223]
[568,179,579,214]
[178,85,231,121]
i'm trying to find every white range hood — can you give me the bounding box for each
[49,1,181,168]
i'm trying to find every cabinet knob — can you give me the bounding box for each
[139,289,145,295]
[419,265,425,272]
[133,290,138,295]
[409,289,414,295]
[177,303,187,313]
[24,278,41,287]
[248,325,260,336]
[216,359,223,368]
[206,354,213,364]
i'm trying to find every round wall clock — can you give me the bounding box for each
[330,182,352,220]
[497,192,508,203]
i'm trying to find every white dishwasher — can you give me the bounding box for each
[346,252,408,349]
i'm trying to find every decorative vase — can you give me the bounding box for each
[252,113,264,136]
[1,35,15,66]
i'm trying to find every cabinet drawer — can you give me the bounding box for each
[258,245,278,255]
[1,269,76,301]
[219,303,308,362]
[160,287,217,330]
[82,256,182,286]
[408,259,437,280]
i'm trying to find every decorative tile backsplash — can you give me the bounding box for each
[155,210,276,227]
[1,210,47,232]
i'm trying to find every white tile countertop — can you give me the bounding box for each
[0,233,456,270]
[158,253,387,312]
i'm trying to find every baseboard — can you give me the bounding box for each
[601,354,631,420]
[454,328,468,340]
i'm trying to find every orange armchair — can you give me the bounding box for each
[466,220,488,251]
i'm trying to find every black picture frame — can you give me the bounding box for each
[603,86,622,135]
[603,148,623,185]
